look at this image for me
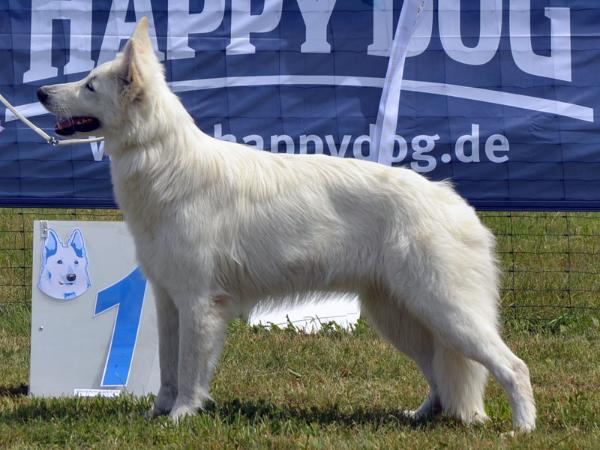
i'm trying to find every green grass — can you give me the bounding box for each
[0,318,599,449]
[0,209,599,448]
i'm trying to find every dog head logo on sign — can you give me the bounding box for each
[38,229,91,300]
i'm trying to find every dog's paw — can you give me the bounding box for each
[502,425,534,438]
[146,389,177,419]
[403,408,437,424]
[404,395,443,423]
[168,404,199,422]
[512,422,536,433]
[145,404,170,419]
[470,412,490,425]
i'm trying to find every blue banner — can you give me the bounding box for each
[1,1,599,210]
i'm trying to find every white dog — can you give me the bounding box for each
[38,228,91,300]
[38,18,536,431]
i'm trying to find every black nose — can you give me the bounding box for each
[66,274,76,282]
[37,87,49,104]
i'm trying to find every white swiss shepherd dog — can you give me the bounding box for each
[38,18,536,431]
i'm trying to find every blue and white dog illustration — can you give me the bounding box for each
[38,229,91,300]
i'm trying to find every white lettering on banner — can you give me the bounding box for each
[298,124,379,161]
[300,135,324,154]
[510,2,572,82]
[18,2,574,84]
[227,0,283,55]
[211,123,510,173]
[167,0,226,60]
[271,134,295,153]
[485,134,509,163]
[455,123,480,163]
[98,0,164,65]
[90,140,106,162]
[439,0,502,66]
[352,125,378,161]
[455,125,509,164]
[325,135,352,157]
[411,134,439,173]
[367,0,571,79]
[368,0,433,57]
[379,134,409,166]
[24,0,95,82]
[352,132,369,159]
[368,0,393,57]
[297,0,337,53]
[243,134,265,149]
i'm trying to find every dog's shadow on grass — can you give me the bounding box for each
[0,390,444,429]
[208,398,435,429]
[0,384,28,397]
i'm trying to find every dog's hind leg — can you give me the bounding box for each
[168,293,231,421]
[147,283,179,418]
[360,289,442,422]
[431,340,489,425]
[405,290,535,431]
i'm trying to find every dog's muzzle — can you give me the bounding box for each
[36,87,49,104]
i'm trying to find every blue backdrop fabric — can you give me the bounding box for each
[1,0,599,210]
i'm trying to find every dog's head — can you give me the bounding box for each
[38,228,91,300]
[37,17,164,142]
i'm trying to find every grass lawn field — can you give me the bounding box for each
[0,209,599,448]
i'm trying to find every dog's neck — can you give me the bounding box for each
[107,84,221,232]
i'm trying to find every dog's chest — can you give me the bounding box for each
[115,186,217,290]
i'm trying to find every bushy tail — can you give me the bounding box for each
[433,343,489,423]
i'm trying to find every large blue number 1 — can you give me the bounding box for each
[94,267,147,387]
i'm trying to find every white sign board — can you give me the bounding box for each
[30,221,360,397]
[30,221,160,397]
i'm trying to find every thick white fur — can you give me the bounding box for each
[40,19,536,431]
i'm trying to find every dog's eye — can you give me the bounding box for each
[74,260,79,265]
[57,259,63,264]
[85,82,95,92]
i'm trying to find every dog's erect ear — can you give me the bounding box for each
[119,17,159,90]
[119,39,135,85]
[42,229,60,263]
[68,229,87,259]
[131,16,151,48]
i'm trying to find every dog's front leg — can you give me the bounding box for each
[168,294,228,422]
[147,283,180,418]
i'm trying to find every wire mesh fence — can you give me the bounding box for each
[1,208,599,323]
[481,211,600,322]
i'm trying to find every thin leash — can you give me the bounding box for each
[0,92,104,147]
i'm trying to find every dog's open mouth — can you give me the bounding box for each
[55,117,101,136]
